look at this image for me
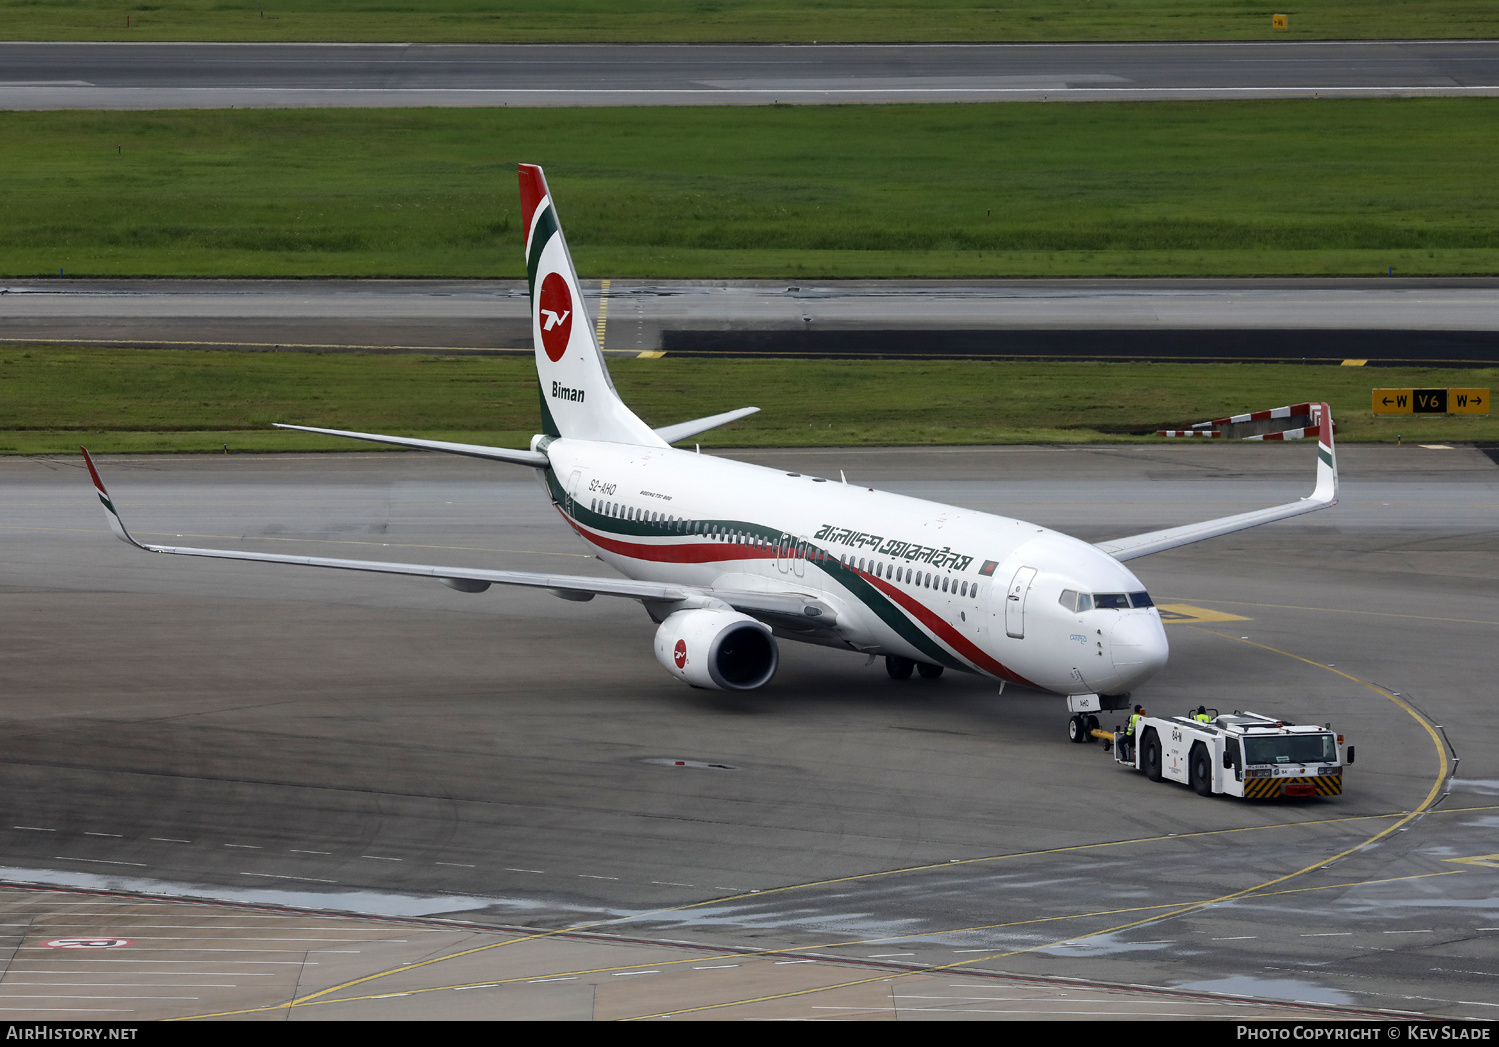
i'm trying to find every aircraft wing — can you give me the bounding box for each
[82,449,834,623]
[1093,402,1339,562]
[272,424,549,468]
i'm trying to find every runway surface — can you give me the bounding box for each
[0,444,1495,1019]
[6,278,1499,363]
[2,41,1498,108]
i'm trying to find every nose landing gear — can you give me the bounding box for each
[1067,713,1101,744]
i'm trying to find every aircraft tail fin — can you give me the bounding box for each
[520,164,663,446]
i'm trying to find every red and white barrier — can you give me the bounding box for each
[1158,403,1335,441]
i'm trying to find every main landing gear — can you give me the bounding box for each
[885,655,944,680]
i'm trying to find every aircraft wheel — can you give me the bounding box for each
[885,655,914,680]
[1067,715,1088,744]
[916,662,944,679]
[1142,730,1164,782]
[1085,715,1101,743]
[1189,743,1214,796]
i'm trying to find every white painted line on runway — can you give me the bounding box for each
[612,971,660,977]
[96,937,385,943]
[223,844,261,849]
[0,1009,134,1013]
[652,881,693,887]
[1213,936,1258,940]
[239,872,338,884]
[435,862,475,867]
[869,952,916,957]
[14,827,56,832]
[455,984,500,990]
[0,995,200,1000]
[1383,929,1434,933]
[506,868,544,874]
[52,858,146,867]
[527,977,577,983]
[15,959,309,964]
[360,855,402,861]
[775,960,816,965]
[290,849,331,854]
[34,926,370,932]
[693,965,740,970]
[83,833,123,838]
[579,874,619,881]
[150,838,190,843]
[1300,932,1353,937]
[4,983,237,987]
[20,947,312,953]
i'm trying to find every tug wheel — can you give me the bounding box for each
[1142,730,1164,782]
[1189,743,1214,796]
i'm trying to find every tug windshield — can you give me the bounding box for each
[1243,734,1338,765]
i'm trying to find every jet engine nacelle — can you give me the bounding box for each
[653,608,779,691]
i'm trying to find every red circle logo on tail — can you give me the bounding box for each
[673,639,688,669]
[538,272,573,363]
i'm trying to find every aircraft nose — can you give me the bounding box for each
[1110,612,1169,689]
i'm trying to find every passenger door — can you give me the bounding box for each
[1005,565,1037,639]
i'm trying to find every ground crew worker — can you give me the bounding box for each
[1194,705,1213,724]
[1123,704,1146,760]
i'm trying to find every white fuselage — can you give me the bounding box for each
[541,438,1169,696]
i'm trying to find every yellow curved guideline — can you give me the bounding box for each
[622,632,1453,1019]
[172,633,1452,1021]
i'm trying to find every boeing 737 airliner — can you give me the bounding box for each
[83,164,1338,738]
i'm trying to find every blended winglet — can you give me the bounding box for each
[1094,402,1339,562]
[81,447,144,549]
[1311,401,1338,504]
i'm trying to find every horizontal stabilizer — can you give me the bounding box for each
[653,407,760,445]
[273,424,549,468]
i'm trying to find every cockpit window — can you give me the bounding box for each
[1093,593,1130,610]
[1059,589,1079,612]
[1129,591,1154,608]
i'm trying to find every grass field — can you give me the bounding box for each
[2,101,1497,279]
[4,0,1497,42]
[4,346,1492,455]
